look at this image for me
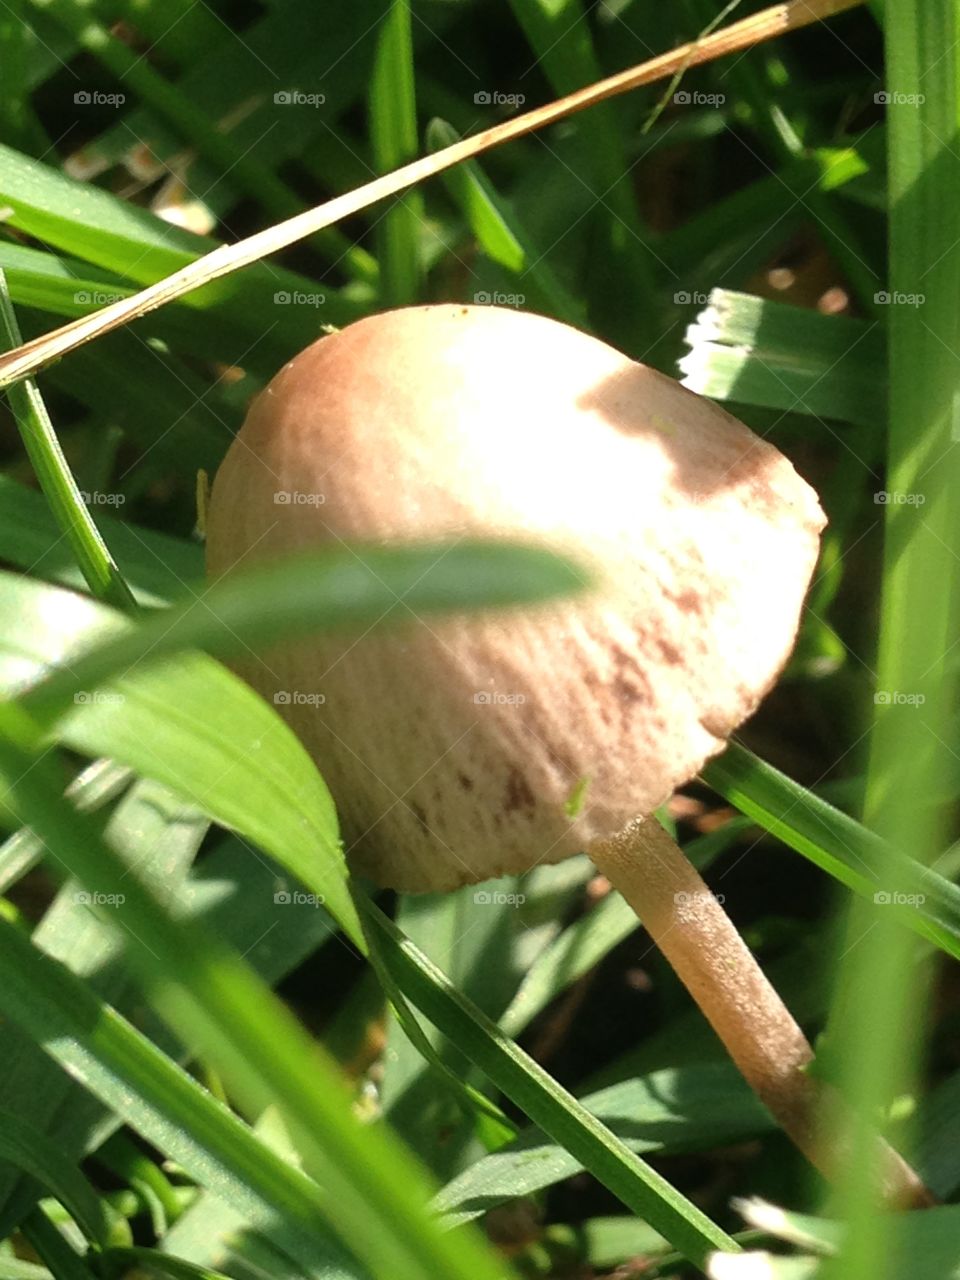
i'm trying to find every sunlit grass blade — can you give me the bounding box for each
[679,288,884,427]
[434,1063,771,1227]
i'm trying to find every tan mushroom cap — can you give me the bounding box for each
[207,304,825,892]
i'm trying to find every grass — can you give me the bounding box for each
[0,2,958,1278]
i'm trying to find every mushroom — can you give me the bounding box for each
[206,303,929,1205]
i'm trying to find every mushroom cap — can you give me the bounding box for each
[206,304,825,892]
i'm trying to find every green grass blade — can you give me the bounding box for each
[0,916,361,1278]
[19,1210,96,1280]
[0,757,130,893]
[704,744,960,963]
[0,272,134,611]
[369,0,423,304]
[0,475,201,606]
[505,0,654,345]
[679,288,885,427]
[0,1112,125,1249]
[426,118,585,325]
[824,3,960,1271]
[30,1,372,282]
[0,779,206,1232]
[434,1064,772,1227]
[0,574,359,947]
[359,896,737,1267]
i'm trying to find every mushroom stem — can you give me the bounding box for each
[589,817,934,1208]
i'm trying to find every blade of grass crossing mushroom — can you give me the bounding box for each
[0,0,865,389]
